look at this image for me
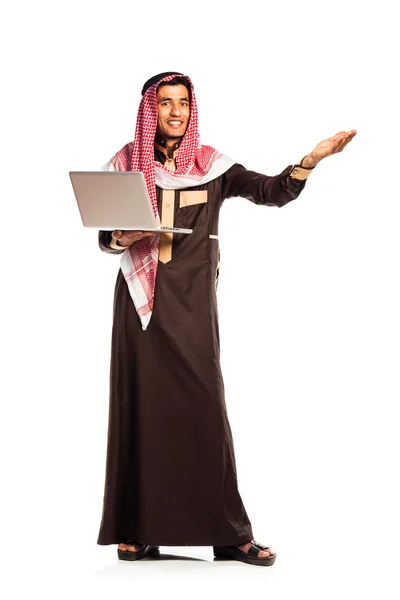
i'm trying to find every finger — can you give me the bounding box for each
[338,137,354,152]
[135,232,155,238]
[112,230,122,239]
[335,130,356,147]
[330,138,345,154]
[337,133,355,152]
[124,232,143,241]
[331,131,346,141]
[336,130,356,138]
[328,133,346,150]
[333,132,352,152]
[335,137,348,152]
[336,132,347,143]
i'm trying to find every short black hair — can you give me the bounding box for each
[141,72,191,96]
[156,76,191,100]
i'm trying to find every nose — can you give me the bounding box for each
[170,102,181,117]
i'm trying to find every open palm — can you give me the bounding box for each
[311,129,357,163]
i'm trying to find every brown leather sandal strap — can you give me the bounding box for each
[247,543,263,558]
[251,539,270,551]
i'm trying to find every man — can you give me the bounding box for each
[97,72,356,566]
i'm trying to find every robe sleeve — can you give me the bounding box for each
[221,163,307,207]
[98,230,126,254]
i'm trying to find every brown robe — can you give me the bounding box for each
[97,155,307,546]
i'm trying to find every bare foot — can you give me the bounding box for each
[237,540,275,558]
[118,542,139,552]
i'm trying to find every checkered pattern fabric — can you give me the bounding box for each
[109,73,226,331]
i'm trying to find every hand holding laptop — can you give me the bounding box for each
[112,230,156,247]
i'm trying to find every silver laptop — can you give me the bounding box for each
[69,171,193,234]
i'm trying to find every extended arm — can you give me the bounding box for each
[221,162,308,207]
[221,129,357,205]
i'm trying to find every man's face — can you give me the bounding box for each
[155,84,190,142]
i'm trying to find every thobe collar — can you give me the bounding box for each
[154,139,181,159]
[154,139,181,172]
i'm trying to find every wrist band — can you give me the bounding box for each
[289,156,316,180]
[299,155,316,169]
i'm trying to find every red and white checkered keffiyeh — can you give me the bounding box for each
[106,73,234,330]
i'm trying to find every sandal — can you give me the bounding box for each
[213,539,276,566]
[117,540,160,561]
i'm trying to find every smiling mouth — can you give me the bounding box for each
[167,121,184,126]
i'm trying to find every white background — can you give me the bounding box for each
[1,0,399,598]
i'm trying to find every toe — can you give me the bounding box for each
[258,548,273,557]
[238,541,275,558]
[118,542,139,552]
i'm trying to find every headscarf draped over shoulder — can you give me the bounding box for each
[104,72,235,331]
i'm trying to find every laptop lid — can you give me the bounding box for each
[69,171,191,233]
